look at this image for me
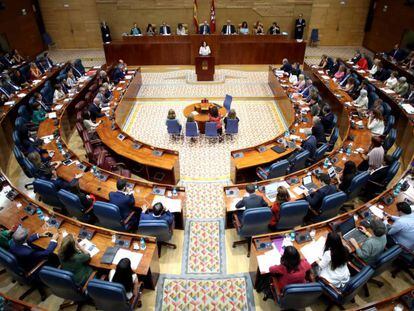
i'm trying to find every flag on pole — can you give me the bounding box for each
[193,0,199,33]
[210,0,216,33]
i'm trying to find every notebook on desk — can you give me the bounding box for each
[101,246,120,265]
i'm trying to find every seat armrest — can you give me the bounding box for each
[122,211,136,225]
[318,276,342,295]
[84,205,94,214]
[232,213,241,230]
[256,167,268,180]
[367,180,384,187]
[308,206,319,216]
[82,271,97,293]
[350,253,368,269]
[26,259,48,277]
[115,162,127,168]
[130,281,144,308]
[347,260,361,273]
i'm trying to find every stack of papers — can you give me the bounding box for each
[300,236,326,264]
[151,195,182,213]
[229,198,242,211]
[381,88,395,94]
[257,247,281,273]
[321,75,330,80]
[369,205,384,219]
[112,248,143,270]
[79,239,100,257]
[48,112,57,119]
[125,75,132,79]
[317,70,324,74]
[402,104,414,114]
[4,101,15,106]
[54,104,63,111]
[17,93,26,98]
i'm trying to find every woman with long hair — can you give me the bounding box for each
[367,108,385,136]
[223,109,239,131]
[338,161,357,192]
[269,186,290,231]
[317,232,350,288]
[209,105,223,135]
[109,258,140,299]
[58,234,93,285]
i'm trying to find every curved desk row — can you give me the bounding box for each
[378,55,414,84]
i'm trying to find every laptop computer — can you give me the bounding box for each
[302,175,318,191]
[338,217,368,245]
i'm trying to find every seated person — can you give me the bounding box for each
[186,114,199,133]
[372,63,389,81]
[31,102,47,125]
[111,62,126,84]
[109,258,140,300]
[235,184,268,222]
[369,59,381,76]
[221,20,236,35]
[298,131,317,159]
[328,58,341,77]
[342,77,356,93]
[66,70,77,88]
[208,106,223,135]
[69,177,94,211]
[199,41,211,56]
[280,58,292,73]
[98,70,110,85]
[291,62,302,77]
[394,77,409,97]
[356,53,368,70]
[385,71,398,89]
[338,161,357,192]
[352,89,369,116]
[166,109,182,131]
[109,179,140,222]
[159,22,171,35]
[88,98,105,120]
[318,55,332,70]
[388,43,405,62]
[58,234,93,286]
[130,23,141,35]
[316,232,350,288]
[101,82,113,100]
[363,155,394,198]
[29,62,42,80]
[140,202,174,226]
[223,109,239,131]
[269,186,290,231]
[269,246,312,292]
[94,87,109,105]
[334,65,346,80]
[349,219,386,265]
[199,21,210,35]
[293,74,306,92]
[367,108,385,136]
[10,68,27,88]
[239,21,249,35]
[320,105,335,134]
[176,23,186,35]
[386,202,414,251]
[339,68,352,86]
[146,23,156,35]
[350,50,362,63]
[53,85,65,104]
[9,226,59,272]
[311,116,327,146]
[254,21,264,35]
[268,22,280,35]
[305,173,337,213]
[359,136,384,171]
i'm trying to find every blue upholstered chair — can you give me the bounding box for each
[58,189,92,222]
[166,119,182,139]
[87,279,143,311]
[256,159,290,180]
[368,92,379,110]
[383,129,397,152]
[138,220,176,257]
[17,104,32,122]
[33,179,64,207]
[274,200,309,230]
[0,247,46,301]
[185,121,199,141]
[271,282,323,310]
[289,150,310,173]
[383,115,394,136]
[310,143,328,164]
[390,147,402,163]
[225,118,239,136]
[319,266,374,310]
[310,29,319,46]
[367,245,402,289]
[310,191,347,222]
[232,207,272,257]
[327,127,339,152]
[382,102,392,118]
[39,266,92,309]
[93,201,135,232]
[346,171,370,200]
[73,59,85,76]
[205,121,218,141]
[223,94,232,112]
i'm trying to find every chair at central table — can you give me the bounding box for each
[183,100,227,134]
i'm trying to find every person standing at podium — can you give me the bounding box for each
[221,20,236,35]
[199,41,211,56]
[199,21,211,35]
[100,21,111,43]
[294,13,306,40]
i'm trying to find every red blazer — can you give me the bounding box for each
[357,58,368,70]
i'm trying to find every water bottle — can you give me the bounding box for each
[140,237,146,250]
[36,208,44,221]
[323,158,329,169]
[172,187,177,197]
[393,182,402,197]
[92,165,97,177]
[289,231,295,241]
[346,143,352,156]
[284,130,289,138]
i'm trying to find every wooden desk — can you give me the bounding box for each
[378,55,414,84]
[103,35,306,66]
[183,102,226,134]
[0,292,46,311]
[195,56,215,81]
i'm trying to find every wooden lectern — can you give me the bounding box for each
[195,56,215,81]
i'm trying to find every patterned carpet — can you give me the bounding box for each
[156,274,255,311]
[183,219,226,275]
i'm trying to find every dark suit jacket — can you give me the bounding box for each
[280,63,293,73]
[306,185,337,211]
[109,191,135,220]
[159,25,171,35]
[339,172,356,192]
[312,122,327,145]
[9,234,57,271]
[389,49,405,62]
[321,112,335,134]
[235,193,268,210]
[140,211,174,226]
[301,135,317,159]
[111,67,125,84]
[199,25,211,34]
[373,68,389,82]
[88,103,104,119]
[221,24,236,34]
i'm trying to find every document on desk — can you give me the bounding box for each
[402,104,414,114]
[300,236,326,264]
[257,247,281,273]
[265,181,291,202]
[321,75,330,80]
[112,249,143,270]
[152,195,182,213]
[380,88,395,94]
[79,239,100,257]
[229,198,243,211]
[369,205,384,219]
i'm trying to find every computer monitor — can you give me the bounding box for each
[337,217,356,235]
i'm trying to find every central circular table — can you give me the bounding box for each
[183,102,227,134]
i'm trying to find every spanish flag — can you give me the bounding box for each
[193,0,199,33]
[210,0,216,33]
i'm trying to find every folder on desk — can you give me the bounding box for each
[101,246,120,265]
[112,249,143,270]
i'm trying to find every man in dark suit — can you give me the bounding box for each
[88,98,105,120]
[268,22,281,35]
[305,173,337,213]
[311,116,327,146]
[159,22,171,35]
[280,58,293,73]
[388,44,405,62]
[109,179,140,223]
[235,184,268,222]
[199,21,211,35]
[301,132,317,159]
[130,23,142,36]
[101,21,111,43]
[363,155,393,199]
[320,105,335,134]
[221,20,236,35]
[140,202,174,226]
[294,13,306,39]
[9,226,59,272]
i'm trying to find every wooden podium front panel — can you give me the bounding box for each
[195,56,215,81]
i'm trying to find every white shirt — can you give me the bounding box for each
[53,89,65,103]
[367,117,385,136]
[318,250,350,288]
[199,46,211,56]
[109,270,137,300]
[239,27,249,35]
[386,76,398,89]
[176,27,186,35]
[369,64,378,75]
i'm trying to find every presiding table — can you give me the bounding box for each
[183,101,226,134]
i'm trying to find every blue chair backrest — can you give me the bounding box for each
[138,220,171,242]
[205,122,218,138]
[347,171,370,200]
[340,266,374,305]
[185,122,199,137]
[316,191,347,221]
[40,87,52,104]
[166,119,181,135]
[18,105,31,121]
[39,266,86,302]
[332,114,338,128]
[310,29,319,41]
[268,159,289,179]
[368,92,378,109]
[33,179,63,207]
[74,59,85,75]
[22,158,37,179]
[383,129,396,151]
[384,161,400,185]
[15,117,26,131]
[20,64,31,81]
[327,128,339,152]
[238,207,272,238]
[290,150,310,172]
[93,201,126,231]
[223,94,232,112]
[371,245,402,278]
[87,279,131,311]
[390,147,402,163]
[276,200,309,230]
[384,115,394,136]
[13,146,32,178]
[0,247,30,285]
[12,130,23,150]
[314,144,328,162]
[382,102,392,118]
[279,283,323,310]
[57,189,86,219]
[226,119,239,134]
